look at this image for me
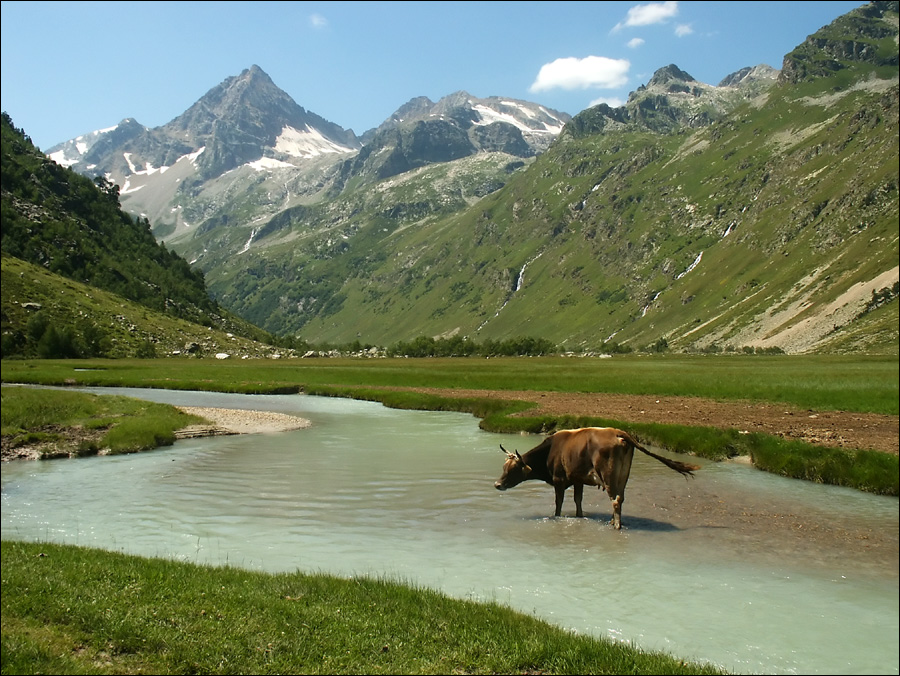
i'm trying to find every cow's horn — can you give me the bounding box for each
[499,444,516,459]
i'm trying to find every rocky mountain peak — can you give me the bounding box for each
[370,91,569,145]
[345,91,570,186]
[629,64,709,104]
[388,96,436,124]
[717,64,780,88]
[163,64,334,142]
[568,60,783,139]
[155,65,360,177]
[45,65,360,183]
[647,64,697,87]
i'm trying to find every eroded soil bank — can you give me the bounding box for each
[386,387,899,454]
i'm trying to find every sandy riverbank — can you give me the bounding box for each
[174,406,312,437]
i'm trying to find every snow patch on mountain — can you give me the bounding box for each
[123,152,169,176]
[274,124,357,158]
[46,124,119,167]
[186,147,205,163]
[248,157,296,171]
[120,148,205,194]
[471,103,565,134]
[47,150,78,167]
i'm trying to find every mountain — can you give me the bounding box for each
[563,63,780,138]
[334,92,569,190]
[47,65,360,180]
[33,1,900,355]
[361,90,569,152]
[44,68,567,251]
[0,113,278,358]
[44,66,363,247]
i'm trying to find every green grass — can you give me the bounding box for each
[1,540,727,675]
[2,353,897,414]
[1,386,204,457]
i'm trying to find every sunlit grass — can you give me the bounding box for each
[2,354,897,414]
[1,386,204,457]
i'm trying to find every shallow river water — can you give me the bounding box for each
[2,387,897,675]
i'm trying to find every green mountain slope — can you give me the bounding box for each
[1,114,275,357]
[186,2,898,354]
[1,254,284,359]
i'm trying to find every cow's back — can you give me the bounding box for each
[547,427,634,489]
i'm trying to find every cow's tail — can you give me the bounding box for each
[619,431,700,477]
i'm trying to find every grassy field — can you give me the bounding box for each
[1,386,204,458]
[2,353,897,414]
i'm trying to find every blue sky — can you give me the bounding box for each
[1,1,865,150]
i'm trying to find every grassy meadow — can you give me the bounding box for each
[2,353,897,413]
[1,386,205,458]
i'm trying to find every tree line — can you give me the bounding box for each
[385,335,558,357]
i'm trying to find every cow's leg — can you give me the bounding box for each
[610,493,624,530]
[573,483,585,517]
[554,485,565,517]
[607,443,634,530]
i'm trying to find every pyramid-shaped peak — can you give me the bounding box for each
[647,64,697,87]
[236,64,277,87]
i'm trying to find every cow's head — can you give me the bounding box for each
[494,444,532,490]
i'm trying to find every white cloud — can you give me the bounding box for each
[529,56,630,92]
[675,23,693,37]
[309,13,328,29]
[613,1,678,31]
[589,96,626,109]
[627,37,645,48]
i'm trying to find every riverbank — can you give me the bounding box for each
[338,386,899,454]
[0,391,311,461]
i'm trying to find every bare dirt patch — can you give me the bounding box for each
[0,424,108,462]
[385,387,899,455]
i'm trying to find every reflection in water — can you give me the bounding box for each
[2,387,898,675]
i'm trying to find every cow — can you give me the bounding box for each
[494,426,700,529]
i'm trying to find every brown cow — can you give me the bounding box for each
[494,427,699,529]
